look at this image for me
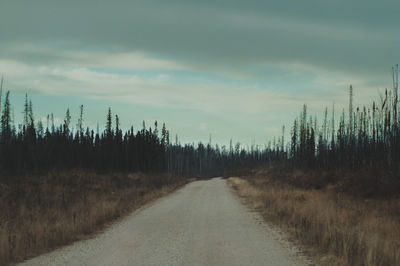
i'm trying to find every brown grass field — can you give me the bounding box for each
[0,171,186,266]
[229,170,400,266]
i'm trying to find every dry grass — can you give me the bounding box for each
[0,171,186,266]
[229,175,400,266]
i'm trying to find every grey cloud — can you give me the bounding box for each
[0,0,399,82]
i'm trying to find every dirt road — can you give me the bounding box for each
[20,178,305,266]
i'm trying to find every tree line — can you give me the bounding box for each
[284,65,400,173]
[0,65,398,177]
[0,87,271,176]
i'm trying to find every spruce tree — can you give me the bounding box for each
[106,107,112,138]
[1,91,11,143]
[23,94,29,131]
[77,105,84,134]
[64,108,71,135]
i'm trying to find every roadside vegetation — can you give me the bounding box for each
[230,169,400,266]
[0,171,186,265]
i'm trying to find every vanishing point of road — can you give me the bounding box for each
[20,178,306,266]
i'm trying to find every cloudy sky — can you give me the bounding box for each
[0,0,399,145]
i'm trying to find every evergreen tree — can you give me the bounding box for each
[77,105,84,134]
[106,107,112,138]
[64,108,71,135]
[23,94,29,130]
[28,100,34,128]
[1,91,11,143]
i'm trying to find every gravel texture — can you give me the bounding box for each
[19,178,305,266]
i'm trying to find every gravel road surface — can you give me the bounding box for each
[20,178,305,266]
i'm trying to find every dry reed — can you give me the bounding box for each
[229,175,400,266]
[0,170,185,265]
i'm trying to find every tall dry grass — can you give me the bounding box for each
[0,171,185,265]
[229,175,400,266]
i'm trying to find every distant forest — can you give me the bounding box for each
[287,65,400,173]
[0,65,399,176]
[0,81,268,175]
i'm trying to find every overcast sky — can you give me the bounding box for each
[0,0,399,145]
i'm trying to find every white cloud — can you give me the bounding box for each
[0,55,382,118]
[4,44,186,71]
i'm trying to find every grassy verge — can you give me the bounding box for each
[228,170,400,266]
[0,171,187,265]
